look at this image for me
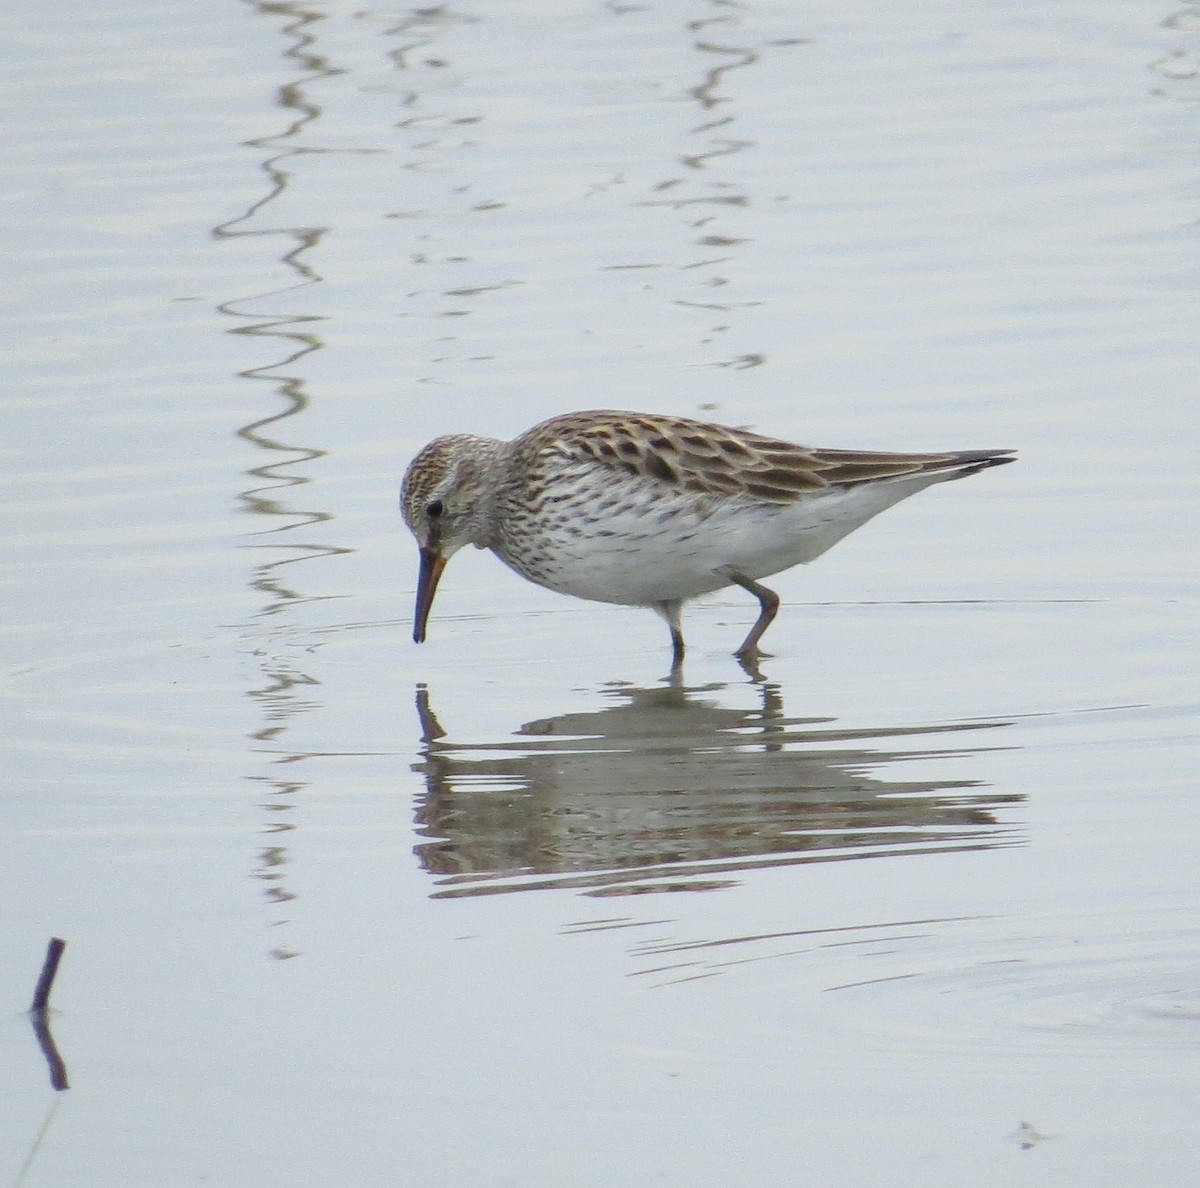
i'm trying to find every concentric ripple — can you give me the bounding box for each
[821,909,1200,1058]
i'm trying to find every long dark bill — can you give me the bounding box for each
[413,547,447,644]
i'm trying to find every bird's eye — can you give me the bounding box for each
[426,499,445,518]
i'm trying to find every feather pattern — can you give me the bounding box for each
[400,409,1015,660]
[515,410,1004,505]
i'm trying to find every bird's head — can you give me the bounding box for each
[400,434,498,643]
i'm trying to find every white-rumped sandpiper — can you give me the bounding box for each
[400,410,1014,661]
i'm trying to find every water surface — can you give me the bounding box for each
[2,0,1198,1184]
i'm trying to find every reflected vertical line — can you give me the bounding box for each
[214,1,342,952]
[625,0,781,368]
[215,1,343,613]
[681,1,759,360]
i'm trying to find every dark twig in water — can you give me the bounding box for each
[30,937,66,1015]
[28,939,70,1092]
[31,1013,70,1092]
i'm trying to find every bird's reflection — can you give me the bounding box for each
[412,679,1022,898]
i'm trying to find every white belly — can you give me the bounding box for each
[493,466,943,607]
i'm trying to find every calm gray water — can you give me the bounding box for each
[2,0,1198,1184]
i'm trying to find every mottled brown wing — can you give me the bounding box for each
[534,410,1008,506]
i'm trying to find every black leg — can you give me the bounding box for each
[723,570,780,657]
[654,600,686,661]
[670,625,685,660]
[668,629,685,682]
